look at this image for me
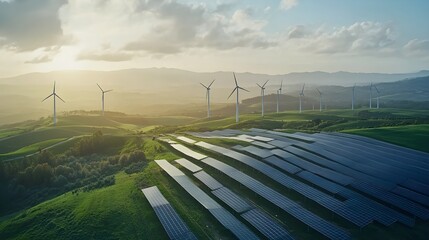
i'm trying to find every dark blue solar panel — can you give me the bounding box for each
[392,186,429,207]
[263,156,302,174]
[351,181,429,220]
[241,209,295,240]
[142,186,198,240]
[212,187,253,213]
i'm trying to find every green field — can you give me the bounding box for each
[343,124,429,153]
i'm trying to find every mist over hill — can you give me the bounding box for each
[0,68,428,124]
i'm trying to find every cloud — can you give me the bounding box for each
[279,0,298,11]
[0,0,68,51]
[25,55,52,64]
[60,0,275,58]
[403,39,429,56]
[288,22,395,54]
[77,51,134,62]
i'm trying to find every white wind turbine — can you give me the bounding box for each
[352,84,356,110]
[276,80,283,113]
[299,84,305,113]
[316,88,322,112]
[97,83,113,116]
[200,80,215,118]
[228,73,249,123]
[369,82,373,109]
[42,81,65,126]
[374,85,380,109]
[257,80,269,117]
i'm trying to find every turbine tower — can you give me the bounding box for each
[299,84,305,113]
[374,85,380,109]
[200,80,215,118]
[228,73,249,123]
[352,84,356,110]
[97,83,113,116]
[257,80,269,117]
[277,80,283,113]
[316,88,322,112]
[369,82,373,109]
[42,81,65,126]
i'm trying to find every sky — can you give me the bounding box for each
[0,0,428,77]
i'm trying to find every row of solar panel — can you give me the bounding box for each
[141,186,198,240]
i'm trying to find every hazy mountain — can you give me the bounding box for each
[0,68,428,124]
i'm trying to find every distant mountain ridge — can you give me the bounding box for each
[0,68,428,125]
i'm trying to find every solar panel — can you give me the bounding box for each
[272,149,356,187]
[297,171,343,194]
[241,145,273,158]
[197,142,372,227]
[175,158,202,173]
[400,179,429,197]
[155,160,259,240]
[170,144,207,160]
[251,140,276,149]
[212,187,253,213]
[267,140,292,148]
[193,171,224,190]
[141,186,198,240]
[263,156,302,174]
[351,181,429,220]
[250,129,315,142]
[232,145,245,151]
[391,186,429,208]
[249,135,274,142]
[241,209,295,240]
[201,157,350,240]
[176,136,197,144]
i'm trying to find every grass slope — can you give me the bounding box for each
[343,124,429,153]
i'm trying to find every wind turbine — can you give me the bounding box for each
[42,81,65,126]
[299,84,305,113]
[369,82,373,109]
[200,80,215,118]
[257,80,269,117]
[228,73,249,123]
[97,83,113,116]
[276,80,283,113]
[316,88,322,112]
[374,85,380,109]
[352,84,356,110]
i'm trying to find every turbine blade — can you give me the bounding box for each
[316,88,321,95]
[375,86,380,93]
[280,80,283,89]
[55,94,66,103]
[300,83,305,94]
[53,81,56,93]
[256,83,262,88]
[227,87,237,99]
[238,86,249,92]
[42,93,54,102]
[97,83,104,92]
[262,80,269,88]
[200,83,208,89]
[208,79,215,88]
[104,89,113,93]
[233,72,238,87]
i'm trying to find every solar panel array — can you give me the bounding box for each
[201,157,350,240]
[195,142,373,228]
[193,171,223,190]
[155,160,259,240]
[185,128,429,235]
[176,136,197,144]
[141,186,198,240]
